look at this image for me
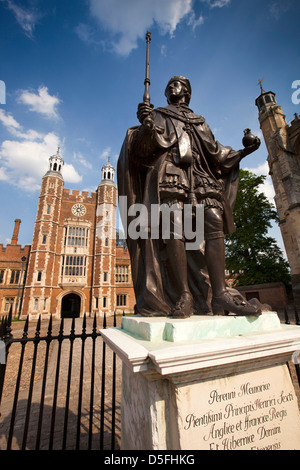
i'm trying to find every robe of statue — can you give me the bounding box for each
[118,103,243,316]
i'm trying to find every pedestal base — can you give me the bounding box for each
[100,313,300,450]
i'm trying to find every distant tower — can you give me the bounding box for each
[21,148,65,316]
[93,157,117,313]
[255,81,300,307]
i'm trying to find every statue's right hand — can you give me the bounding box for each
[137,102,154,124]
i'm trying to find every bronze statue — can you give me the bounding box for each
[118,75,262,318]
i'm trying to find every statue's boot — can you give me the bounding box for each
[212,288,261,316]
[171,291,193,318]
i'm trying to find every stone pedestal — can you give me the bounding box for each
[100,312,300,450]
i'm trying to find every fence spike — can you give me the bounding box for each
[82,312,86,333]
[58,317,64,341]
[70,315,76,335]
[8,304,13,327]
[92,312,97,332]
[23,316,29,338]
[35,315,41,337]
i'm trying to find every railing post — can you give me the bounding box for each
[0,307,13,412]
[295,305,300,326]
[284,306,290,324]
[111,310,117,450]
[100,313,106,450]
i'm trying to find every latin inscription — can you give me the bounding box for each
[180,365,300,450]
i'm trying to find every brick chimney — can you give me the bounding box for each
[11,219,21,244]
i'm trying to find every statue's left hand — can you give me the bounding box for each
[241,137,261,157]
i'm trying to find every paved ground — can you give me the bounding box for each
[0,316,122,450]
[0,310,299,450]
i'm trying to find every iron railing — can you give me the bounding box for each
[0,306,299,450]
[0,310,121,450]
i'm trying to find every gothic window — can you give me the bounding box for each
[115,265,129,283]
[34,298,38,310]
[64,226,89,247]
[62,255,86,277]
[42,235,47,244]
[47,205,51,214]
[116,294,127,307]
[37,271,42,282]
[103,272,108,282]
[0,270,4,284]
[103,297,107,308]
[4,297,14,312]
[53,163,57,171]
[10,270,20,284]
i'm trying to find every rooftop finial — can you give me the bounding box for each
[258,78,265,94]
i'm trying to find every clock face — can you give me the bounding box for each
[72,203,86,217]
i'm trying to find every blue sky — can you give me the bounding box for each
[0,0,299,253]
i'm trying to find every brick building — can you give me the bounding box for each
[0,219,30,317]
[0,149,135,319]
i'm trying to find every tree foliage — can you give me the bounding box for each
[225,169,291,286]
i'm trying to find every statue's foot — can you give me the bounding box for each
[212,289,261,316]
[171,292,193,319]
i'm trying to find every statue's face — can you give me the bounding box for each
[165,80,187,104]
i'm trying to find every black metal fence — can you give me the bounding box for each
[0,310,121,450]
[0,306,300,450]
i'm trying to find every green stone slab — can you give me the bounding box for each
[121,312,281,343]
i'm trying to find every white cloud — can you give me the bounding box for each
[269,1,294,20]
[0,167,9,181]
[0,0,40,38]
[17,86,61,119]
[187,11,204,31]
[0,134,59,191]
[244,161,275,204]
[100,146,112,161]
[0,109,21,130]
[200,0,231,7]
[73,151,93,169]
[0,111,81,191]
[0,108,45,140]
[86,0,202,56]
[74,22,99,45]
[63,163,83,183]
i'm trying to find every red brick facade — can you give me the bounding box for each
[0,150,135,319]
[0,220,30,317]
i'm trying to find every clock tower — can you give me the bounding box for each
[21,148,65,316]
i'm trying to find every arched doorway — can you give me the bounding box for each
[61,293,81,318]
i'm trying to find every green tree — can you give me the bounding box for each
[225,169,291,286]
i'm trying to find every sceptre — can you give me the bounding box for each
[143,31,153,128]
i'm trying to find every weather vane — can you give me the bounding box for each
[258,78,265,93]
